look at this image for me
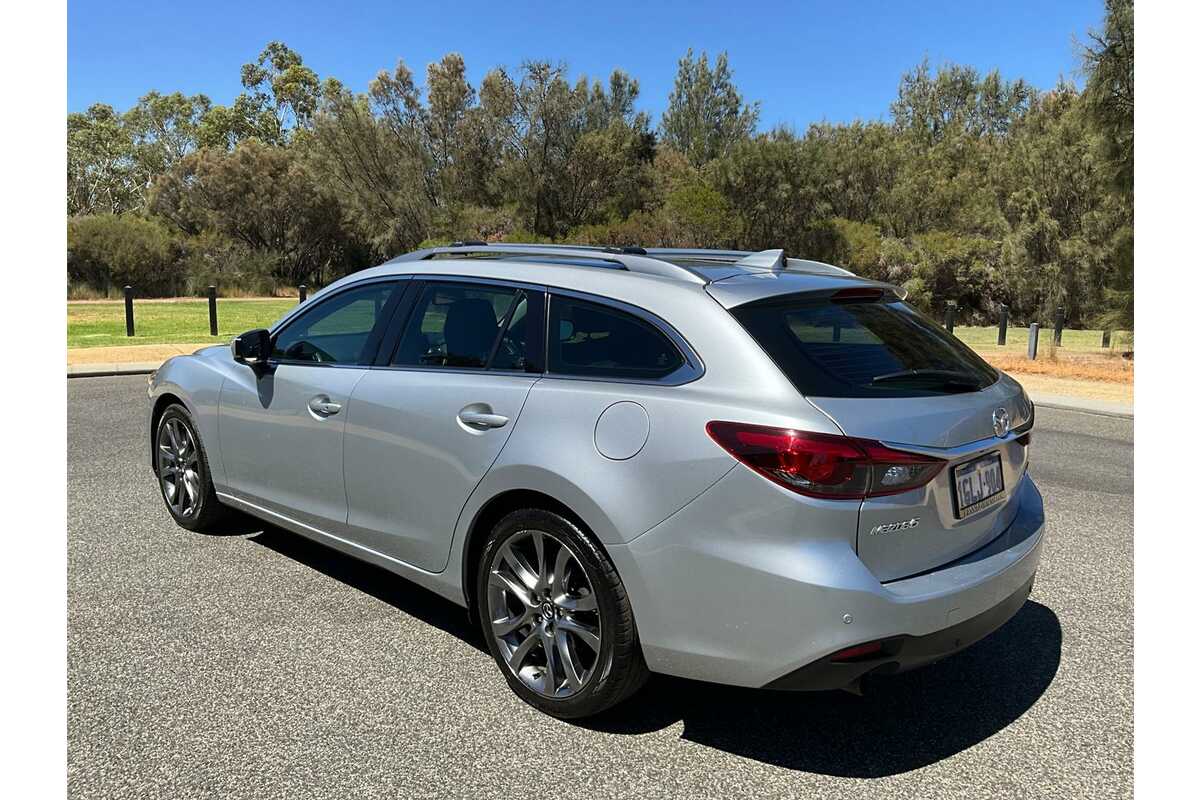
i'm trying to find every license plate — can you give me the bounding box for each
[953,452,1005,518]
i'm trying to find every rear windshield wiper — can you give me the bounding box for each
[871,369,984,389]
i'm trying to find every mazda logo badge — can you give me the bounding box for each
[993,407,1011,438]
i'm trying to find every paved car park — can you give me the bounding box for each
[68,375,1132,799]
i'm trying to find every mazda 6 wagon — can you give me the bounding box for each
[147,243,1044,718]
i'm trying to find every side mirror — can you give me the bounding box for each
[232,328,272,366]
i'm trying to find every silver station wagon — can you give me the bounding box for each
[148,244,1044,718]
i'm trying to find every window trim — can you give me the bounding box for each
[377,275,547,376]
[266,276,410,369]
[543,288,705,386]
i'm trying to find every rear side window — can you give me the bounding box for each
[393,282,529,370]
[548,296,684,381]
[732,295,998,397]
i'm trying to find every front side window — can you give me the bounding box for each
[272,282,396,365]
[393,282,529,370]
[547,296,684,381]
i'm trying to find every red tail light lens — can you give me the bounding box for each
[705,421,945,499]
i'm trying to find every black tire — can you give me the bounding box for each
[476,508,649,719]
[154,404,231,533]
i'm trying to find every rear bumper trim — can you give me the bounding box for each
[763,575,1035,691]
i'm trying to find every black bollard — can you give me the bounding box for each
[1053,306,1065,346]
[208,286,218,336]
[1028,323,1040,360]
[299,284,308,304]
[124,285,134,337]
[998,305,1008,346]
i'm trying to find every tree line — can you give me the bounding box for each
[67,0,1133,329]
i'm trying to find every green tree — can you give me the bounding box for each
[68,214,184,295]
[891,59,1033,144]
[479,61,653,237]
[660,50,758,166]
[306,67,437,256]
[1080,0,1134,332]
[124,91,212,187]
[198,42,320,148]
[149,140,352,286]
[67,104,137,215]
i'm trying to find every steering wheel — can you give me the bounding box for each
[284,340,337,364]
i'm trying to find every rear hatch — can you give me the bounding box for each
[724,283,1033,582]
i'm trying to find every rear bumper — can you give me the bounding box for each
[608,468,1045,689]
[764,575,1034,690]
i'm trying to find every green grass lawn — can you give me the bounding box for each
[67,298,298,348]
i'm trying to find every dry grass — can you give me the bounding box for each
[984,349,1133,384]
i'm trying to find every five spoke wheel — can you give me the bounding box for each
[486,529,602,698]
[158,417,201,518]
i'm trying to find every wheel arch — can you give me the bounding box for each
[461,488,606,622]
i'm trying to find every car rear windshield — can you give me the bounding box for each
[731,294,998,398]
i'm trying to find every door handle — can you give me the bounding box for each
[458,410,509,430]
[308,395,342,416]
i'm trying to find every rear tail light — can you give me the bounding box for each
[705,421,945,499]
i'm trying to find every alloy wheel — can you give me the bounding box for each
[486,529,602,698]
[158,417,202,518]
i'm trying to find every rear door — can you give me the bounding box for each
[730,290,1034,581]
[342,278,543,572]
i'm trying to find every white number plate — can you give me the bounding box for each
[953,452,1005,518]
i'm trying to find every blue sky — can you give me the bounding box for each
[68,0,1104,130]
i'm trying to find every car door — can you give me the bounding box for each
[342,278,544,572]
[219,278,406,533]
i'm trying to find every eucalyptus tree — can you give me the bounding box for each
[198,41,321,148]
[67,103,138,215]
[124,91,212,188]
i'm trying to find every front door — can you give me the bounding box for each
[219,279,404,533]
[342,279,543,571]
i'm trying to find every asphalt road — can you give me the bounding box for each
[68,376,1133,799]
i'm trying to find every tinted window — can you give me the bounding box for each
[732,296,998,397]
[393,282,528,370]
[548,296,684,380]
[272,282,396,364]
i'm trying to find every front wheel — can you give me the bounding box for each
[155,404,229,532]
[477,509,649,719]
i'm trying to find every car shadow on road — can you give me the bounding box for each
[580,600,1062,778]
[247,523,487,654]
[236,520,1060,778]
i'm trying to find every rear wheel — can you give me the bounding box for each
[155,404,229,532]
[477,508,648,718]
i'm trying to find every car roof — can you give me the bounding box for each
[309,244,899,310]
